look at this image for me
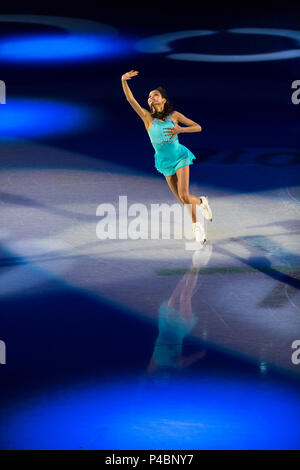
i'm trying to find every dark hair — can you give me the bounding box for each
[150,86,174,121]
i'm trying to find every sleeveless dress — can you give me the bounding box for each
[147,114,196,177]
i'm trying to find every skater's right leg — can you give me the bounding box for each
[165,173,193,220]
[165,173,182,204]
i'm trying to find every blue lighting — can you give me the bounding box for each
[0,98,96,138]
[134,28,300,62]
[0,34,133,63]
[2,375,300,449]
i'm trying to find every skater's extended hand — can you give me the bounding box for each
[121,70,139,81]
[164,124,182,140]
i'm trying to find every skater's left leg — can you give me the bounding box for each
[165,173,194,220]
[176,165,202,223]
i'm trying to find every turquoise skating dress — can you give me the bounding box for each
[147,114,196,177]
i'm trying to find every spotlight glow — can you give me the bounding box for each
[0,34,133,63]
[2,376,300,449]
[0,98,97,138]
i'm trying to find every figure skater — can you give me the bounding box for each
[121,69,213,243]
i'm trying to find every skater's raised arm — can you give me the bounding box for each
[121,70,150,122]
[175,111,202,133]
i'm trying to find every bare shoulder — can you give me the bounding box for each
[141,107,153,131]
[141,107,152,120]
[170,110,179,124]
[171,110,200,126]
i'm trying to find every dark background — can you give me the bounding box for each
[0,0,299,450]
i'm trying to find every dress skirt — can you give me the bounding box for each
[153,141,196,177]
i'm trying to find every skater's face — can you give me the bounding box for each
[148,90,166,111]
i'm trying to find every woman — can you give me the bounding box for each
[121,70,212,243]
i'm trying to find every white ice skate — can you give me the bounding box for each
[192,221,207,244]
[199,195,212,222]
